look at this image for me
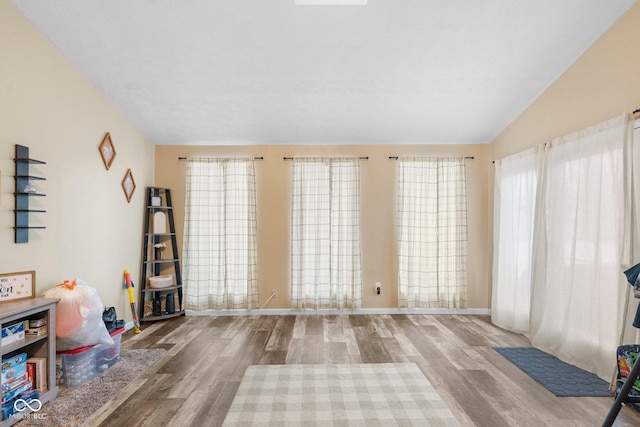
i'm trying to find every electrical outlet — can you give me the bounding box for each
[272,289,278,299]
[375,282,381,295]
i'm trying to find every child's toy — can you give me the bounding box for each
[124,270,141,334]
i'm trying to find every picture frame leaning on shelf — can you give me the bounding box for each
[0,271,35,304]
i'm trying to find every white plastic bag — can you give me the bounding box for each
[42,279,114,351]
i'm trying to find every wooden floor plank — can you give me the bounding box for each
[353,325,393,363]
[92,314,640,427]
[163,389,209,427]
[342,316,361,357]
[421,361,513,427]
[167,336,228,398]
[463,369,544,427]
[291,314,307,339]
[381,336,410,363]
[284,337,304,364]
[85,375,153,426]
[264,315,295,352]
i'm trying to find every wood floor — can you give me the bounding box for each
[84,314,640,427]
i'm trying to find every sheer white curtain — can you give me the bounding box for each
[529,114,633,379]
[492,114,634,380]
[491,149,538,334]
[398,157,468,309]
[625,119,640,345]
[182,158,258,310]
[291,158,362,310]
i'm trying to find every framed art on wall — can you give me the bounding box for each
[122,168,136,203]
[0,271,35,303]
[99,132,116,170]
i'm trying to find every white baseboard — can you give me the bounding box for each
[186,307,491,317]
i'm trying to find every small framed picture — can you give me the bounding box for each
[0,271,35,304]
[99,132,116,170]
[122,169,136,203]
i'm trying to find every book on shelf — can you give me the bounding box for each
[26,362,35,390]
[26,357,47,392]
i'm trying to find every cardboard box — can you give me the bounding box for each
[1,353,29,411]
[25,326,47,337]
[1,353,27,372]
[1,380,32,404]
[1,321,26,346]
[1,371,28,393]
[1,389,39,420]
[27,318,47,328]
[1,360,26,388]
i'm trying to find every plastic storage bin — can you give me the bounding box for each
[56,327,124,387]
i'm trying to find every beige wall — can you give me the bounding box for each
[488,2,640,307]
[491,1,640,160]
[0,0,154,321]
[9,0,635,316]
[156,144,491,309]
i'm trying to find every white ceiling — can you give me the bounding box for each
[12,0,636,145]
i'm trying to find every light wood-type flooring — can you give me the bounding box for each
[84,314,640,426]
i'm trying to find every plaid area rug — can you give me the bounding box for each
[223,363,460,426]
[494,347,613,397]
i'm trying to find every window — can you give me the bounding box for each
[182,158,258,310]
[291,158,362,309]
[397,157,468,309]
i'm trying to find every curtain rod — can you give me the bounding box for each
[283,157,369,160]
[178,156,263,160]
[388,156,474,160]
[492,108,640,163]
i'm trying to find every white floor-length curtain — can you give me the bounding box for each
[291,158,362,310]
[491,148,538,334]
[182,158,258,310]
[625,119,640,345]
[398,157,468,309]
[530,114,633,379]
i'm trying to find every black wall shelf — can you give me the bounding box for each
[14,145,46,243]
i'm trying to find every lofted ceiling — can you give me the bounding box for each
[11,0,636,145]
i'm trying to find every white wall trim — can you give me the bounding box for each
[185,308,491,317]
